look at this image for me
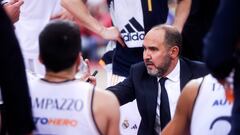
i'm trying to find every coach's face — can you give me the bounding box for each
[143,29,171,77]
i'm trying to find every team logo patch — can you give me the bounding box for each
[122,119,130,129]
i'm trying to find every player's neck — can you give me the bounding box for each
[44,70,76,83]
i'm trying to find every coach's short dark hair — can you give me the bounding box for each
[39,20,81,72]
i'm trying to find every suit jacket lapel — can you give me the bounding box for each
[180,58,192,90]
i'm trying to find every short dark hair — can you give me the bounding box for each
[39,20,81,72]
[153,24,182,54]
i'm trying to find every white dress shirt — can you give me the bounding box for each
[156,59,181,118]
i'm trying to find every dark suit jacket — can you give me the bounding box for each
[107,57,209,135]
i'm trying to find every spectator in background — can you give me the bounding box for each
[203,0,240,134]
[181,0,219,61]
[0,5,35,135]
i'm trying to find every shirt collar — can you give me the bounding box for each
[166,59,180,82]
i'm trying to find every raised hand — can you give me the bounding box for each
[100,26,126,47]
[3,0,24,23]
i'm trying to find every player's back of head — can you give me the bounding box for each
[39,20,81,72]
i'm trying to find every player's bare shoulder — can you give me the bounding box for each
[93,87,120,111]
[92,87,120,135]
[182,77,203,100]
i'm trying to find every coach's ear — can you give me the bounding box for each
[169,46,179,59]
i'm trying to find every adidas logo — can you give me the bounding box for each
[121,17,145,42]
[131,124,138,130]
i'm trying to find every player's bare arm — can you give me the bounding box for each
[172,0,191,32]
[92,88,120,135]
[61,0,125,47]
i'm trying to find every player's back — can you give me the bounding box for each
[29,79,101,135]
[191,74,233,135]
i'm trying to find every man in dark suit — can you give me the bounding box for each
[107,24,209,135]
[0,5,35,135]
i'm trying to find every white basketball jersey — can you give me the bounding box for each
[15,0,61,58]
[191,74,233,135]
[29,79,100,135]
